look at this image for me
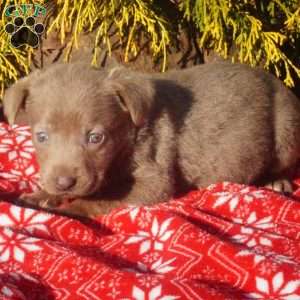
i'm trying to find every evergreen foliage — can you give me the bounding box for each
[0,0,299,99]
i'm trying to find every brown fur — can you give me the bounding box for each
[3,62,300,217]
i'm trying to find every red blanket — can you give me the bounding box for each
[0,123,299,300]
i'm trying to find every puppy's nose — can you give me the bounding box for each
[56,176,77,191]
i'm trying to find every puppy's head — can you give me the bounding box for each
[3,63,155,197]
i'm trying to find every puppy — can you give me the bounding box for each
[3,62,300,217]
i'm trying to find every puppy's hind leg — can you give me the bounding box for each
[266,89,300,194]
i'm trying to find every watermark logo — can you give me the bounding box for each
[4,4,46,48]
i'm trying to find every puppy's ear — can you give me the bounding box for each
[106,68,155,127]
[3,76,32,126]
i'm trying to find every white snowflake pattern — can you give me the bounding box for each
[69,264,87,284]
[137,210,153,229]
[0,206,52,235]
[200,265,216,280]
[68,228,82,239]
[11,155,32,171]
[129,207,154,228]
[247,272,300,299]
[11,125,32,136]
[106,277,121,299]
[125,218,174,254]
[0,228,41,263]
[4,261,24,274]
[57,269,69,282]
[112,221,124,233]
[138,274,160,288]
[132,285,179,300]
[183,232,196,242]
[236,205,251,218]
[118,245,128,257]
[196,231,211,245]
[32,252,49,273]
[137,257,176,274]
[70,228,92,242]
[233,212,274,230]
[231,224,281,248]
[142,252,161,264]
[0,167,39,192]
[0,135,35,161]
[213,188,265,212]
[258,261,287,277]
[244,190,266,202]
[93,280,106,292]
[107,286,121,299]
[213,191,240,212]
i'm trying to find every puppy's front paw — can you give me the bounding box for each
[20,190,64,209]
[264,179,293,194]
[56,198,122,218]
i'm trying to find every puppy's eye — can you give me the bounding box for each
[36,132,48,143]
[87,132,105,144]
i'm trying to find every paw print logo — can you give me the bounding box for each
[5,16,44,48]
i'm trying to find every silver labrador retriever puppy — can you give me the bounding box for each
[3,62,300,217]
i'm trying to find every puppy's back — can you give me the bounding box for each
[158,63,300,187]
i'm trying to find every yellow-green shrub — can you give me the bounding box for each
[0,0,299,99]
